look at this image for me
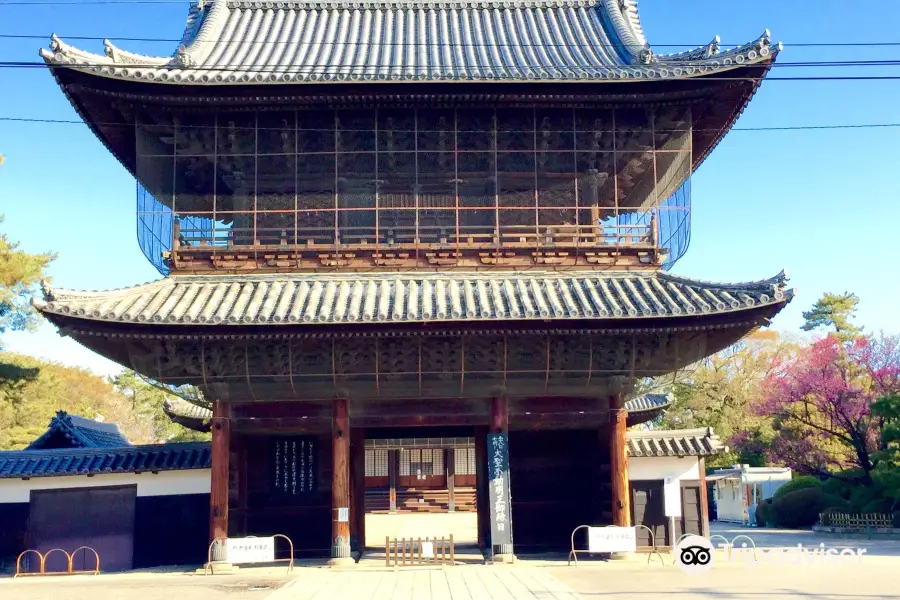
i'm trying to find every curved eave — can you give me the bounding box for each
[34,271,793,328]
[40,36,778,86]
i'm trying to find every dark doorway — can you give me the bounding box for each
[673,482,704,540]
[631,480,668,548]
[28,486,137,572]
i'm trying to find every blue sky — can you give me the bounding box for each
[1,0,899,376]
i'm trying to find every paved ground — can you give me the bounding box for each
[4,527,900,600]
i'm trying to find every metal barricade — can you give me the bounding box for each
[568,524,664,566]
[15,546,100,577]
[205,534,295,575]
[385,535,455,567]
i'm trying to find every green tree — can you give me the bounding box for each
[659,331,796,467]
[110,369,209,443]
[0,353,207,449]
[0,217,56,341]
[801,292,862,342]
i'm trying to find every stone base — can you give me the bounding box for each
[199,562,240,575]
[327,556,357,567]
[491,553,517,564]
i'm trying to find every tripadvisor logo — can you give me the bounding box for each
[675,535,714,574]
[674,535,867,574]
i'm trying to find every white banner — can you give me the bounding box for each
[226,537,275,564]
[587,527,636,553]
[664,477,682,518]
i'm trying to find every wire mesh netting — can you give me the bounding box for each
[135,106,693,272]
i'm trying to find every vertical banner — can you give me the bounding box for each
[487,433,513,546]
[664,476,682,517]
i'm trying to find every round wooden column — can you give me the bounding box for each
[609,394,631,527]
[330,398,353,564]
[209,401,230,561]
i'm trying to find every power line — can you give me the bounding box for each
[6,31,900,50]
[2,115,900,133]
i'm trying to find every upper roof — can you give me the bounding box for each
[35,270,792,327]
[0,442,211,479]
[27,411,131,450]
[40,0,778,85]
[626,426,725,457]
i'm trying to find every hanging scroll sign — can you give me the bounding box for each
[487,433,513,546]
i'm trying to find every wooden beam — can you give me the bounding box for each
[350,427,366,552]
[210,400,230,544]
[331,398,352,562]
[474,425,488,550]
[446,448,456,512]
[699,457,709,537]
[490,396,509,434]
[609,393,631,527]
[388,449,398,513]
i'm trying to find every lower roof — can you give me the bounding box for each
[626,427,725,457]
[0,442,211,479]
[27,411,131,450]
[36,270,791,327]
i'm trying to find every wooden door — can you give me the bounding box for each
[28,486,136,572]
[675,482,703,540]
[630,480,667,548]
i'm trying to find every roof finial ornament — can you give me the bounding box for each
[639,47,655,65]
[706,35,721,58]
[104,39,118,62]
[49,33,61,52]
[756,29,772,50]
[40,278,55,302]
[176,44,195,67]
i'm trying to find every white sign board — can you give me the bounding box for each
[664,477,682,518]
[421,542,434,558]
[337,507,349,522]
[587,527,636,553]
[226,537,275,564]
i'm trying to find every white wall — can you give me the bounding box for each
[714,479,746,523]
[629,456,701,481]
[0,469,211,504]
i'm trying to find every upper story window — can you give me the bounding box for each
[136,106,692,273]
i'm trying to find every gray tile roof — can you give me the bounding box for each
[27,411,131,450]
[626,427,725,457]
[163,397,213,432]
[35,270,791,326]
[0,443,211,478]
[39,0,778,84]
[624,393,671,414]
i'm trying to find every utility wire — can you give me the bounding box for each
[5,31,900,51]
[2,115,900,133]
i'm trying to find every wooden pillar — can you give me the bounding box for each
[446,448,456,512]
[210,400,230,544]
[331,398,352,562]
[388,449,398,513]
[609,393,631,527]
[474,426,488,549]
[489,397,513,559]
[228,432,246,538]
[350,427,366,552]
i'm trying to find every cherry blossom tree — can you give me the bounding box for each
[756,333,900,483]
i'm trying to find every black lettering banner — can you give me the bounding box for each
[487,433,512,546]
